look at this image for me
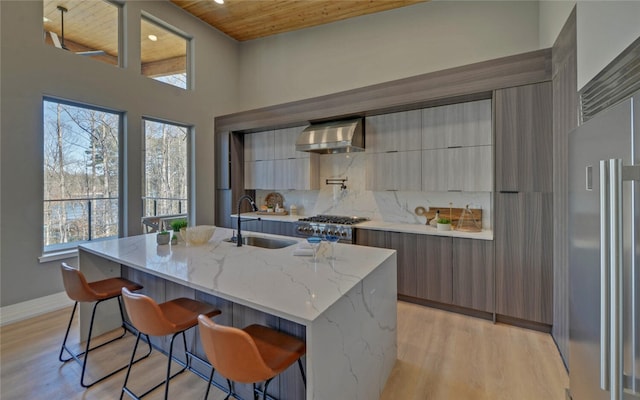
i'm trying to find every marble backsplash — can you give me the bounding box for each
[255,152,492,230]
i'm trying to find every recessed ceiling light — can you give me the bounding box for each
[214,0,224,4]
[43,17,51,22]
[148,34,158,41]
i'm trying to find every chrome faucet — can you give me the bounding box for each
[236,195,258,247]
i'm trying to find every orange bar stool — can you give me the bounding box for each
[120,287,221,400]
[59,262,152,387]
[198,314,306,400]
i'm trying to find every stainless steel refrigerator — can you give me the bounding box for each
[568,91,640,400]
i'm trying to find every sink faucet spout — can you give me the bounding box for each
[237,195,258,247]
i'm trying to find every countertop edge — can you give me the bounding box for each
[231,213,494,240]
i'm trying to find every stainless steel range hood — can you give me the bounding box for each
[295,118,364,154]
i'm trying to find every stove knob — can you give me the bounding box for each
[340,231,348,237]
[326,229,334,235]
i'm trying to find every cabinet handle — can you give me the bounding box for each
[499,190,519,194]
[385,150,398,153]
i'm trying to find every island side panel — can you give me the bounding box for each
[78,248,124,338]
[307,253,397,400]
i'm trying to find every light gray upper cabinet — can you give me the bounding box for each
[366,150,422,191]
[244,160,274,190]
[273,126,309,159]
[422,100,492,149]
[365,110,422,153]
[421,149,448,191]
[245,127,319,190]
[420,99,493,192]
[447,146,492,191]
[273,157,319,190]
[244,130,274,161]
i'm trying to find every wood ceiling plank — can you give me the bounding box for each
[171,0,427,41]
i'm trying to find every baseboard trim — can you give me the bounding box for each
[0,292,73,326]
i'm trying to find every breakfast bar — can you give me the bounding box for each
[78,227,397,400]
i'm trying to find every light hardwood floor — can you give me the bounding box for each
[0,301,568,399]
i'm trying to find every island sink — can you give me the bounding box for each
[224,235,297,249]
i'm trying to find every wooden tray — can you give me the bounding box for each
[256,210,289,216]
[416,206,482,230]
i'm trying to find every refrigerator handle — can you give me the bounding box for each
[608,159,624,400]
[600,160,611,392]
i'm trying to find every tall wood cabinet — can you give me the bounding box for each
[495,82,553,192]
[494,82,553,326]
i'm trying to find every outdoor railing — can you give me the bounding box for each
[43,197,118,247]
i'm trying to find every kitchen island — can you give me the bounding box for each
[78,227,397,400]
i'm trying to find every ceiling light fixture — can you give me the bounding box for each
[214,0,224,4]
[43,16,51,22]
[148,34,158,41]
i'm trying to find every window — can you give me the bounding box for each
[143,119,189,221]
[43,0,120,66]
[141,14,190,89]
[43,99,121,252]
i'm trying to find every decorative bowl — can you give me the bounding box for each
[185,225,216,246]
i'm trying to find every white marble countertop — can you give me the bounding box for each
[79,227,395,326]
[356,220,494,240]
[233,212,493,240]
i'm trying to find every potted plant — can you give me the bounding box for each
[436,217,452,231]
[170,219,188,242]
[156,230,171,245]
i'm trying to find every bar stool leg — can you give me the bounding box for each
[120,331,143,400]
[58,301,79,362]
[297,358,306,386]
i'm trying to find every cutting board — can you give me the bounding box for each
[416,206,482,231]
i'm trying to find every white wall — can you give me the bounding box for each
[0,1,238,306]
[576,1,640,90]
[237,1,541,111]
[539,0,576,48]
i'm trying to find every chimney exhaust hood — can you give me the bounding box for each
[295,118,364,154]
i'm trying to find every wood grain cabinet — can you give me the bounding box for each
[354,229,417,297]
[495,192,553,325]
[421,99,493,192]
[452,238,494,313]
[422,99,492,149]
[495,82,553,192]
[365,109,422,152]
[365,110,422,191]
[415,234,452,304]
[244,127,319,190]
[365,150,422,191]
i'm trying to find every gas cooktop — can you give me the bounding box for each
[297,215,369,225]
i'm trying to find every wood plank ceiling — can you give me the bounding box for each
[171,0,427,42]
[42,0,426,73]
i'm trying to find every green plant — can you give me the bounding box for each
[170,219,188,232]
[158,230,169,235]
[437,218,451,224]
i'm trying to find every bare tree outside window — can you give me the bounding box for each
[143,120,188,219]
[43,99,120,251]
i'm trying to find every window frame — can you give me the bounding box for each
[140,11,193,90]
[41,96,125,255]
[141,116,193,227]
